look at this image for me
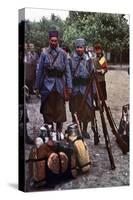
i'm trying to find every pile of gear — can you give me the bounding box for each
[28,123,91,188]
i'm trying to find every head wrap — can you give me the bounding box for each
[74,38,85,47]
[48,25,59,38]
[49,30,58,38]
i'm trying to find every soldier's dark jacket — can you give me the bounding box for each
[70,51,94,107]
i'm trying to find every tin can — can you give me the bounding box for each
[67,123,79,137]
[40,126,47,141]
[50,132,57,141]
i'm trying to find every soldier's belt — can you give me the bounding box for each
[73,77,89,86]
[46,69,65,77]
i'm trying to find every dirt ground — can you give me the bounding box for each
[25,66,129,192]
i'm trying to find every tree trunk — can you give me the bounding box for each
[120,50,123,67]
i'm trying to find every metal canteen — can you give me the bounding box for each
[67,123,80,137]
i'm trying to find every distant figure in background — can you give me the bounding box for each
[24,43,38,95]
[62,45,71,59]
[62,45,71,73]
[19,84,33,144]
[93,43,108,109]
[86,46,96,60]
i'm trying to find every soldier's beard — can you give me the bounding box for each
[77,51,84,56]
[50,44,58,49]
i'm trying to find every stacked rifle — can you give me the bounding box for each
[75,70,129,170]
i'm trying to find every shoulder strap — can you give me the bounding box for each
[73,58,82,76]
[51,51,60,66]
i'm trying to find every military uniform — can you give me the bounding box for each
[93,44,108,101]
[35,31,72,131]
[69,39,94,137]
[24,48,38,94]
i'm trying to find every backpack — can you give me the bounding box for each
[28,140,77,188]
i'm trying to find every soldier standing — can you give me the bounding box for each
[35,27,72,132]
[69,38,94,138]
[24,43,38,95]
[93,43,108,109]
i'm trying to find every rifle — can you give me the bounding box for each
[77,71,100,143]
[91,111,99,145]
[105,106,129,154]
[74,113,82,137]
[76,70,115,169]
[94,72,115,170]
[93,71,128,154]
[78,72,94,114]
[90,74,100,145]
[73,67,128,169]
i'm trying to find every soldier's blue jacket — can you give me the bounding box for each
[70,52,94,106]
[35,46,72,99]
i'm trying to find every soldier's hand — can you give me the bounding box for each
[35,89,40,96]
[96,69,105,74]
[67,88,72,96]
[101,69,105,74]
[64,87,72,101]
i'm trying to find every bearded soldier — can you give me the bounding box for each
[35,26,72,132]
[69,38,94,138]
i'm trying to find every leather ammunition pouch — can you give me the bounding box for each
[46,68,65,78]
[73,77,89,86]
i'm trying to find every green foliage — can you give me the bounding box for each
[67,11,129,52]
[24,11,129,55]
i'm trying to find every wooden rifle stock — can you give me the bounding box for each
[74,113,82,137]
[94,73,116,170]
[91,113,99,145]
[77,70,100,144]
[93,72,128,154]
[99,108,116,170]
[93,71,128,154]
[78,71,94,114]
[104,105,128,154]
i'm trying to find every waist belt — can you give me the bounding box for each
[73,77,89,86]
[46,69,64,78]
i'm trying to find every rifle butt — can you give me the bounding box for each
[105,106,128,154]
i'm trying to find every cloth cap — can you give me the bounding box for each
[94,43,102,50]
[74,38,85,47]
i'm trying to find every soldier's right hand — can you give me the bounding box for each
[35,89,40,96]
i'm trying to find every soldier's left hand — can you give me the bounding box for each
[101,69,105,74]
[35,89,40,96]
[67,88,72,96]
[64,87,72,101]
